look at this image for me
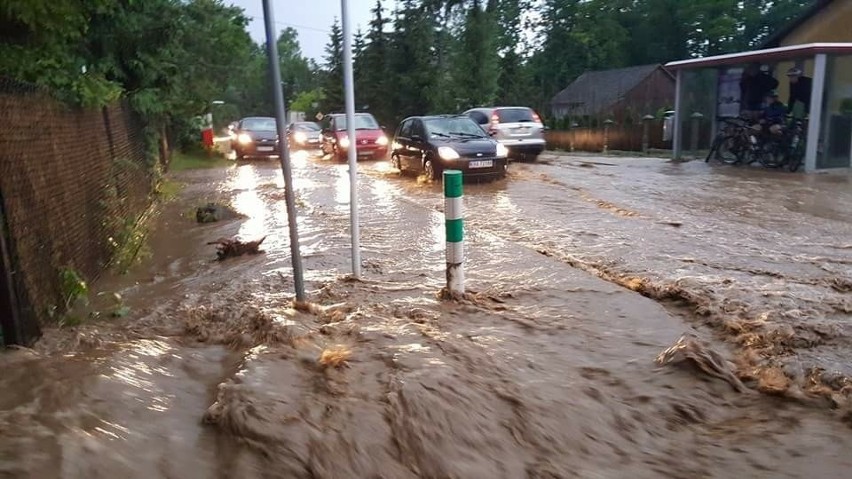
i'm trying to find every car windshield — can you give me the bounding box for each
[496,108,535,123]
[334,115,379,130]
[241,118,277,131]
[423,117,487,139]
[293,123,320,132]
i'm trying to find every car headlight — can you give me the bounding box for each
[495,143,509,158]
[294,131,307,144]
[438,146,460,160]
[339,136,350,149]
[376,135,389,146]
[237,133,252,145]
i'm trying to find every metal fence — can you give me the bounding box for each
[0,77,154,345]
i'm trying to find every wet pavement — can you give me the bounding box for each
[1,151,851,478]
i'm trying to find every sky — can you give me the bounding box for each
[228,0,377,63]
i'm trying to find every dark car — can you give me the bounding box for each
[320,113,389,162]
[288,121,322,151]
[231,116,279,160]
[391,115,509,181]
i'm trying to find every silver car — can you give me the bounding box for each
[464,106,546,161]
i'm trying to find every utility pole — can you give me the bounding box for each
[262,0,306,301]
[341,0,361,278]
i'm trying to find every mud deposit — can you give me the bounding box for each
[456,157,852,407]
[1,152,851,478]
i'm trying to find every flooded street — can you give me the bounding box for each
[2,152,851,478]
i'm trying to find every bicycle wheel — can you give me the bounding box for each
[758,145,784,168]
[714,135,743,164]
[787,143,805,172]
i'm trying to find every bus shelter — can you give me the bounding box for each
[666,43,852,171]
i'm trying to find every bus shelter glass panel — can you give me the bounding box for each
[818,54,852,169]
[677,68,717,158]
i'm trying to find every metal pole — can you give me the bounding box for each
[672,69,684,160]
[805,53,828,172]
[262,0,305,301]
[444,170,464,295]
[341,0,361,278]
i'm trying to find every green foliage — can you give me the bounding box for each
[59,268,89,312]
[109,216,151,275]
[291,88,326,118]
[322,19,345,113]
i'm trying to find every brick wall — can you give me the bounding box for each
[0,78,154,344]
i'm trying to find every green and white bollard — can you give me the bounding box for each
[444,170,464,295]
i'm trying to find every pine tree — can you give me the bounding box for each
[388,0,440,120]
[322,19,344,113]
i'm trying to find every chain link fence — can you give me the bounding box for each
[0,77,155,345]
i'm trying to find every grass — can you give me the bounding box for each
[170,151,231,171]
[156,178,183,200]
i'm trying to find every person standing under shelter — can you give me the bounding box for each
[786,67,812,118]
[740,64,779,119]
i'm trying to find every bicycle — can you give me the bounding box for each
[753,117,807,172]
[706,116,757,165]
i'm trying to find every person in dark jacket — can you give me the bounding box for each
[740,64,779,119]
[761,91,787,135]
[786,67,813,116]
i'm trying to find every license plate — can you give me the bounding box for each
[469,160,493,168]
[258,146,274,152]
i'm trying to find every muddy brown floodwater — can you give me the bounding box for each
[1,151,851,478]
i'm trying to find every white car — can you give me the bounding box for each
[464,106,546,161]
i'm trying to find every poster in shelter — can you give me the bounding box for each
[717,67,743,118]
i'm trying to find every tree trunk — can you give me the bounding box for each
[158,124,171,172]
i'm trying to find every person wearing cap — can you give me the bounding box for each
[740,63,779,119]
[786,67,812,116]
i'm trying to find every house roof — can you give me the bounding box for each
[550,64,670,115]
[763,0,836,48]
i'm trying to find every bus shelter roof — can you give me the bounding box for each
[665,43,852,70]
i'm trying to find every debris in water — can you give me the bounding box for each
[656,334,748,393]
[207,236,267,260]
[318,344,351,369]
[196,203,240,223]
[755,366,791,395]
[437,287,466,302]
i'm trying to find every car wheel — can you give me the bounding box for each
[391,154,402,171]
[424,159,437,182]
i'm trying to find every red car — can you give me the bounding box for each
[320,113,389,161]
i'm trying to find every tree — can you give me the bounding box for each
[356,0,393,123]
[322,19,344,113]
[277,27,315,106]
[388,0,441,121]
[452,0,500,109]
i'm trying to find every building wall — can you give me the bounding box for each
[622,68,676,119]
[776,1,852,168]
[780,1,852,46]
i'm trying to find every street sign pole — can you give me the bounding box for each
[262,0,306,301]
[341,0,361,279]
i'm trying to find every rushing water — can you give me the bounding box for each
[1,152,851,478]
